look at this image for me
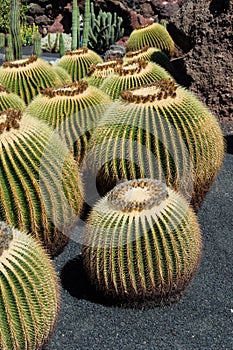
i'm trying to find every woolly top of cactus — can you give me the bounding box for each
[107,179,168,213]
[0,108,22,134]
[41,80,88,98]
[0,83,9,93]
[125,46,151,58]
[65,47,89,56]
[135,22,161,31]
[2,55,38,69]
[114,58,149,76]
[120,78,177,104]
[88,58,123,74]
[0,221,13,256]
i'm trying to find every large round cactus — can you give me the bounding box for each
[98,58,172,100]
[0,55,68,105]
[0,221,60,350]
[56,47,103,81]
[0,108,84,256]
[82,178,202,306]
[126,22,175,57]
[83,58,124,88]
[0,83,26,112]
[123,46,176,77]
[26,81,112,165]
[83,78,225,212]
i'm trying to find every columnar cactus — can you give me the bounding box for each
[84,78,225,211]
[123,46,176,77]
[56,47,103,81]
[82,178,202,306]
[26,81,112,165]
[82,0,90,48]
[0,108,84,256]
[0,83,26,111]
[0,221,60,349]
[10,0,22,59]
[126,22,175,57]
[0,56,70,104]
[32,31,42,58]
[83,58,123,88]
[98,58,172,100]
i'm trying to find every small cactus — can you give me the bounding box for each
[26,80,112,165]
[82,178,202,306]
[126,22,175,57]
[98,58,172,100]
[0,108,84,256]
[56,47,103,81]
[0,221,60,349]
[0,55,70,104]
[0,83,26,111]
[83,78,225,212]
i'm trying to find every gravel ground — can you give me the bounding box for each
[46,150,233,350]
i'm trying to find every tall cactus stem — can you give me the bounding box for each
[10,0,22,59]
[82,0,90,47]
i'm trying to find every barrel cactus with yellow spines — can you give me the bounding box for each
[26,81,112,165]
[0,55,69,105]
[123,46,176,77]
[82,178,202,306]
[0,221,60,350]
[83,58,123,88]
[56,47,103,82]
[0,83,26,112]
[126,22,175,57]
[83,78,225,212]
[0,108,84,256]
[98,58,172,100]
[53,65,73,85]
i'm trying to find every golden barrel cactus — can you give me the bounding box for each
[0,108,84,256]
[0,56,69,104]
[82,178,202,306]
[0,83,26,112]
[26,81,112,165]
[126,22,175,57]
[56,47,103,81]
[0,221,60,350]
[83,78,225,212]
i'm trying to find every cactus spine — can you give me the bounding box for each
[0,221,60,349]
[10,0,22,59]
[84,78,225,212]
[82,178,202,306]
[0,108,84,256]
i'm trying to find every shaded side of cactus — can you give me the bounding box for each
[84,79,225,212]
[82,178,202,306]
[126,23,175,57]
[0,109,84,256]
[0,83,26,111]
[56,47,103,81]
[0,221,60,349]
[26,81,112,165]
[83,58,123,88]
[82,0,90,48]
[99,58,172,99]
[10,0,22,59]
[123,46,176,77]
[0,56,68,104]
[32,31,42,58]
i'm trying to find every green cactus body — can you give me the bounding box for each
[0,56,69,104]
[10,0,22,59]
[0,83,26,112]
[82,0,90,48]
[5,47,14,62]
[0,108,84,256]
[59,33,65,57]
[56,47,103,81]
[82,178,202,306]
[98,58,172,100]
[26,81,112,165]
[83,58,123,88]
[84,78,225,211]
[0,33,5,49]
[53,66,73,85]
[72,0,79,50]
[126,22,175,57]
[123,46,176,77]
[0,221,60,349]
[32,32,42,58]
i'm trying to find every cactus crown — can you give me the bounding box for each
[0,108,22,133]
[66,47,89,56]
[125,46,150,58]
[135,22,154,31]
[41,80,88,98]
[115,58,148,76]
[88,58,123,74]
[108,179,168,213]
[0,221,13,255]
[120,78,177,103]
[2,55,38,69]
